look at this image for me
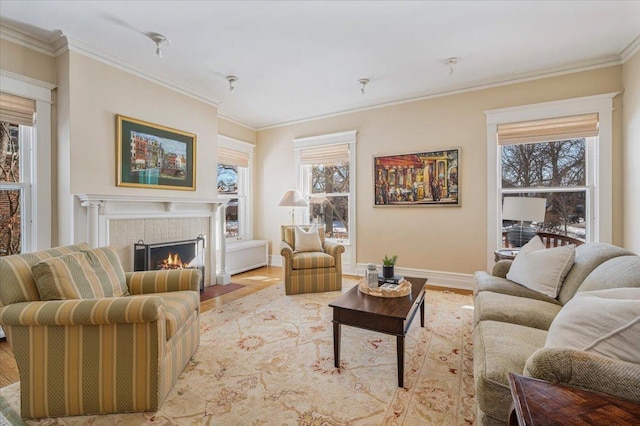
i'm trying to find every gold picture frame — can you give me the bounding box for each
[116,115,196,190]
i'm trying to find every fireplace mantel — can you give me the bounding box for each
[75,193,231,285]
[76,193,227,215]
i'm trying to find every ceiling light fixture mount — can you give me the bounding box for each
[226,75,238,92]
[150,33,171,58]
[445,57,459,75]
[358,78,369,95]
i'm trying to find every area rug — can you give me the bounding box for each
[200,282,244,302]
[0,279,475,425]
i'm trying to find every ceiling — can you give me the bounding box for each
[1,1,639,130]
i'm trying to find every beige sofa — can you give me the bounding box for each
[473,242,640,425]
[0,243,201,419]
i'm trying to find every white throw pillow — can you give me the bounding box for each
[545,288,640,364]
[294,225,323,253]
[506,236,575,298]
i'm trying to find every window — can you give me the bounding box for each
[499,114,598,245]
[217,136,254,242]
[486,93,616,268]
[294,130,357,271]
[300,144,350,240]
[0,93,35,256]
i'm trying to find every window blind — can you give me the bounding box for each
[298,143,349,165]
[0,92,36,126]
[497,113,598,145]
[218,146,249,168]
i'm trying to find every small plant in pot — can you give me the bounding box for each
[382,254,398,279]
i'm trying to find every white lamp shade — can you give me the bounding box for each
[278,189,309,207]
[502,197,546,222]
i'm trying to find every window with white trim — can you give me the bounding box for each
[0,92,35,256]
[485,93,616,267]
[498,114,597,246]
[217,136,254,242]
[299,143,350,240]
[294,132,357,245]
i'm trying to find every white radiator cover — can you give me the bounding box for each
[226,240,269,275]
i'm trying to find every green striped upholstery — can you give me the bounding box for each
[291,252,335,269]
[126,269,201,294]
[0,243,90,306]
[0,244,201,419]
[32,247,128,300]
[280,226,344,295]
[156,291,200,340]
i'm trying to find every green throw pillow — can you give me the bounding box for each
[32,246,129,300]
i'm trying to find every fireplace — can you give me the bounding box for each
[134,236,205,292]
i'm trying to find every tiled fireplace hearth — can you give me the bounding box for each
[75,194,230,286]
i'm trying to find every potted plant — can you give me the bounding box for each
[382,254,398,279]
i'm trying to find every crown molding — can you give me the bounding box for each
[1,24,222,109]
[620,35,640,63]
[0,24,56,56]
[62,35,221,108]
[256,54,623,130]
[218,114,258,132]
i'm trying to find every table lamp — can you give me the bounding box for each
[502,197,546,247]
[278,189,309,225]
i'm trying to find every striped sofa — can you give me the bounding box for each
[280,225,345,295]
[0,243,201,419]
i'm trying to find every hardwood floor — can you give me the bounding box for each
[0,267,470,389]
[0,266,284,388]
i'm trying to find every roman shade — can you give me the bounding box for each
[218,146,249,168]
[498,113,599,145]
[0,92,35,126]
[298,143,349,165]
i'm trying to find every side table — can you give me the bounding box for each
[508,373,640,425]
[494,248,519,262]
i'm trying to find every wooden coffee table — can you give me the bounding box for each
[328,277,427,388]
[508,373,640,425]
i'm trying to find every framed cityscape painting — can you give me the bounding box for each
[374,147,460,207]
[116,115,196,190]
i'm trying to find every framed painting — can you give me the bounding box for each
[374,147,460,207]
[116,115,196,190]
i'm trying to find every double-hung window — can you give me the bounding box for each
[217,135,254,242]
[0,93,35,256]
[486,93,616,268]
[294,130,357,271]
[499,114,597,245]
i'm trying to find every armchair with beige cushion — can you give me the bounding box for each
[0,243,201,419]
[280,225,345,295]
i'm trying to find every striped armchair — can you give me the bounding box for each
[280,225,345,295]
[0,243,201,419]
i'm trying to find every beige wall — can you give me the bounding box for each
[0,38,56,84]
[218,117,256,144]
[65,52,218,198]
[256,66,624,274]
[622,49,640,253]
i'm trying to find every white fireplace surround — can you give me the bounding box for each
[75,194,231,285]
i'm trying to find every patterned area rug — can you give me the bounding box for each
[0,279,475,425]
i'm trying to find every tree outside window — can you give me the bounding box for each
[307,161,349,239]
[501,138,587,244]
[0,122,21,256]
[217,164,240,239]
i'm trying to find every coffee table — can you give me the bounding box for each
[328,277,427,388]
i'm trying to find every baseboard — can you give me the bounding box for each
[269,256,473,291]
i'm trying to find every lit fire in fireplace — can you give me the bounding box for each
[160,252,188,270]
